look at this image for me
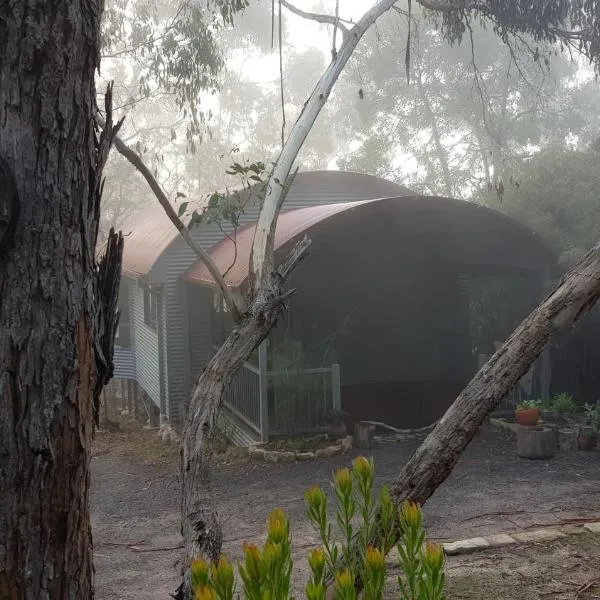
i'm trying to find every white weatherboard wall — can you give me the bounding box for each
[150,172,413,427]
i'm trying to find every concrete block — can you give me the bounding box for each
[315,445,342,458]
[277,451,296,463]
[443,537,489,555]
[512,528,565,543]
[296,452,315,461]
[485,533,516,548]
[583,522,600,533]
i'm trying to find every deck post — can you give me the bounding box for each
[120,379,128,415]
[258,340,269,443]
[331,363,341,411]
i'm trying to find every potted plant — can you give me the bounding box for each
[515,399,542,426]
[551,392,578,425]
[578,403,599,451]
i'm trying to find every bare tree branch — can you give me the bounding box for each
[280,0,350,35]
[250,0,400,294]
[278,0,286,149]
[97,115,244,322]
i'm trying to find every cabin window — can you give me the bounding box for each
[143,284,160,330]
[115,283,132,347]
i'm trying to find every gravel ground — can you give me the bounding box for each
[91,425,600,599]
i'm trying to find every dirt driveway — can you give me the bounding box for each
[91,425,600,599]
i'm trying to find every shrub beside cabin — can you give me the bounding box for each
[111,170,555,444]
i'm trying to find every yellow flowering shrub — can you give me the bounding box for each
[189,457,445,599]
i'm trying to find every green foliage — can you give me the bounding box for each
[583,403,600,430]
[516,399,542,410]
[551,392,578,420]
[182,158,268,231]
[102,0,250,139]
[305,456,445,600]
[333,13,595,198]
[431,0,600,71]
[397,504,445,600]
[479,148,600,267]
[190,458,445,599]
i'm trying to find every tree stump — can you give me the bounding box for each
[517,426,556,459]
[558,427,578,451]
[354,421,375,449]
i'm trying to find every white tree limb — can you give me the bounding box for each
[280,0,350,35]
[250,0,400,292]
[97,115,244,322]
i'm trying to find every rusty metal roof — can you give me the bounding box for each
[120,170,413,277]
[120,203,180,278]
[183,199,380,287]
[183,194,556,289]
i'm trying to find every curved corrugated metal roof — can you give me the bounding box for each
[120,170,413,277]
[183,194,555,288]
[184,199,379,287]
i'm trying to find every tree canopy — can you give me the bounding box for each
[479,145,600,267]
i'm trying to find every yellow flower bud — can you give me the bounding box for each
[305,485,326,510]
[422,541,444,571]
[212,556,234,590]
[194,584,216,600]
[334,467,353,495]
[400,501,422,530]
[364,546,385,573]
[262,541,283,567]
[308,547,326,580]
[267,508,288,544]
[190,558,210,589]
[242,542,261,581]
[334,568,354,592]
[352,456,373,480]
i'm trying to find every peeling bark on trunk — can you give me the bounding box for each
[350,241,600,591]
[0,2,121,598]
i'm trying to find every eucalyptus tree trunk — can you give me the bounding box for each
[175,3,402,598]
[0,1,121,598]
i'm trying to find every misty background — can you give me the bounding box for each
[98,0,600,269]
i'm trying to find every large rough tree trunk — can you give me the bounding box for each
[0,2,121,598]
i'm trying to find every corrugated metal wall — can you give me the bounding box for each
[113,348,136,379]
[129,280,162,409]
[149,174,412,426]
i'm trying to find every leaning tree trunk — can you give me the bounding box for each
[348,241,600,592]
[176,242,309,599]
[0,2,121,598]
[390,243,600,504]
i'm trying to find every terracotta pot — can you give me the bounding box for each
[577,428,598,451]
[515,407,540,427]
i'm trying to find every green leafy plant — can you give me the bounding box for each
[190,457,445,599]
[583,403,600,430]
[551,392,578,421]
[516,399,542,410]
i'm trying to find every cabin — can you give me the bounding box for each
[112,170,556,444]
